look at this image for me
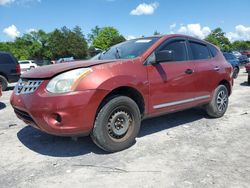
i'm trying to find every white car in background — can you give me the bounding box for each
[18,60,38,74]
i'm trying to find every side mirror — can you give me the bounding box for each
[155,50,174,63]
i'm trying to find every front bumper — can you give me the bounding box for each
[10,80,107,136]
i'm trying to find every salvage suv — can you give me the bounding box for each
[10,34,233,152]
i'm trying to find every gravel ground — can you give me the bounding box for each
[0,69,249,188]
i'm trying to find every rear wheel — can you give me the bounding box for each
[206,85,229,118]
[0,75,8,91]
[91,96,141,152]
[233,67,239,79]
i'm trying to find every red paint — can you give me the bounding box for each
[10,34,233,136]
[245,63,250,72]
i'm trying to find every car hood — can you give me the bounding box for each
[21,59,117,79]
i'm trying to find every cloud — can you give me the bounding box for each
[3,25,20,39]
[126,35,136,40]
[177,23,211,39]
[0,0,14,5]
[26,28,37,33]
[226,25,250,42]
[169,23,176,30]
[130,2,159,16]
[0,0,41,6]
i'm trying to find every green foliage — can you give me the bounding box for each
[205,28,231,50]
[48,26,88,59]
[231,41,250,51]
[153,30,161,35]
[93,27,125,50]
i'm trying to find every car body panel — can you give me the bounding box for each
[10,34,233,136]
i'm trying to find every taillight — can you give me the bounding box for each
[16,64,21,74]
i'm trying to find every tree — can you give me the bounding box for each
[48,26,88,59]
[153,30,161,35]
[231,41,250,51]
[205,28,231,50]
[87,26,101,44]
[93,27,125,50]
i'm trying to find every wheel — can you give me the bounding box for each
[248,75,250,85]
[233,67,239,79]
[91,96,141,152]
[206,85,229,118]
[0,75,8,91]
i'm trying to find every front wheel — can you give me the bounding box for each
[91,96,141,152]
[206,85,229,118]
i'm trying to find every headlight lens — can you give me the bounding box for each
[46,68,92,93]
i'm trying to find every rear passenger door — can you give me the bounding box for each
[187,40,220,97]
[146,37,197,114]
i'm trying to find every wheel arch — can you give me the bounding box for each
[218,80,231,96]
[96,86,146,118]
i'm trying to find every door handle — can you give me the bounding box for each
[214,66,220,71]
[185,69,193,74]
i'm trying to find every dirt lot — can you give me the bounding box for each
[0,69,249,188]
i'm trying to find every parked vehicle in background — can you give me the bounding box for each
[56,57,74,63]
[238,55,249,65]
[232,51,242,58]
[245,62,250,84]
[223,52,240,78]
[0,52,20,91]
[242,50,250,58]
[10,34,233,152]
[18,60,38,74]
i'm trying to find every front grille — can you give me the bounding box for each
[14,108,35,123]
[14,79,43,95]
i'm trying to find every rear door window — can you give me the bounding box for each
[0,53,14,64]
[190,42,211,60]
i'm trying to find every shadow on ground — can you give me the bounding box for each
[17,108,206,157]
[0,102,6,110]
[240,82,249,86]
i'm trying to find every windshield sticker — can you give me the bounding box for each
[135,39,152,43]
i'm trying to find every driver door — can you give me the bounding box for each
[146,37,197,115]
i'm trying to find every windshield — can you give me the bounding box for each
[93,37,160,60]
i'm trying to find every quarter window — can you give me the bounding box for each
[190,42,210,60]
[158,40,187,61]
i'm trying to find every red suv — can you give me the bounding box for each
[10,34,233,152]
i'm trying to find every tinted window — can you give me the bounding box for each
[0,53,14,64]
[190,42,210,60]
[19,61,30,64]
[159,40,187,61]
[96,37,160,60]
[208,45,219,57]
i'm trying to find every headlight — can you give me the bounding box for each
[46,68,92,93]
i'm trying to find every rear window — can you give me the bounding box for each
[19,61,30,64]
[208,45,219,57]
[190,42,210,60]
[0,53,15,64]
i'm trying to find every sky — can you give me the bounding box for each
[0,0,250,42]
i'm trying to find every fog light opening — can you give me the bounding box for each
[52,113,62,124]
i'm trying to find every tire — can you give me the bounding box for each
[0,75,8,91]
[206,85,229,118]
[248,75,250,85]
[233,67,239,79]
[91,96,141,152]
